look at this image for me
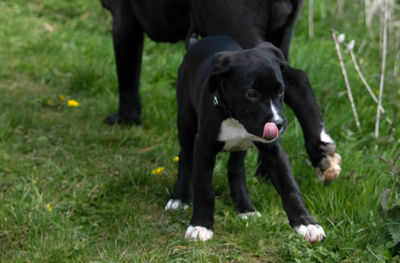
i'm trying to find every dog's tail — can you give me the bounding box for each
[185,15,199,51]
[186,31,198,51]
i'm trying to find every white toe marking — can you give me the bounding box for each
[164,199,189,211]
[238,211,262,220]
[185,225,214,241]
[295,225,308,237]
[320,128,334,144]
[317,153,342,183]
[295,224,326,242]
[336,153,342,162]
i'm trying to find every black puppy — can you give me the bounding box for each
[170,35,325,242]
[101,0,341,184]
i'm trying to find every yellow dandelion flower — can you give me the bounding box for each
[151,167,165,175]
[67,99,79,107]
[46,99,55,107]
[33,179,38,184]
[173,156,179,162]
[59,95,65,101]
[46,203,53,212]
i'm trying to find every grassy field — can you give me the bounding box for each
[0,0,399,262]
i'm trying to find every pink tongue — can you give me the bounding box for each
[263,122,279,140]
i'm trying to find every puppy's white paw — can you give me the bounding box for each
[238,211,261,220]
[185,225,213,241]
[164,199,189,211]
[317,153,341,185]
[295,224,326,242]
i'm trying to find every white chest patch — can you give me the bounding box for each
[218,118,272,151]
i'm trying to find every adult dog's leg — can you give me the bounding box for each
[165,108,197,210]
[257,142,325,242]
[278,0,304,60]
[227,151,259,219]
[104,8,144,125]
[185,138,217,241]
[283,67,341,184]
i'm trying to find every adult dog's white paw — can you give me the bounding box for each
[164,199,189,211]
[317,153,342,185]
[295,224,326,242]
[238,211,261,220]
[185,225,213,241]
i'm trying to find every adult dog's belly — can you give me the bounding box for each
[135,0,190,42]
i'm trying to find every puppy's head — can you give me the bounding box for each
[208,42,288,141]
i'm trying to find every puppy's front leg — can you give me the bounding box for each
[283,67,341,185]
[185,137,218,241]
[257,143,326,242]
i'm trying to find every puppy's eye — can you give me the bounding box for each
[247,90,258,99]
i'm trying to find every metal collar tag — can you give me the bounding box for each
[213,96,219,105]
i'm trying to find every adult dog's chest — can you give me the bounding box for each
[268,0,294,31]
[218,118,263,152]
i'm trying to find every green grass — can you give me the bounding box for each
[1,0,399,262]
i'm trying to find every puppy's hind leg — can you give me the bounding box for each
[165,109,197,210]
[227,151,260,219]
[255,150,269,180]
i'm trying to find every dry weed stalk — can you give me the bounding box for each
[332,31,361,129]
[394,52,400,76]
[346,41,392,125]
[308,0,314,38]
[365,0,395,29]
[375,0,389,137]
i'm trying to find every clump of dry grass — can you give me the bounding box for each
[332,0,399,136]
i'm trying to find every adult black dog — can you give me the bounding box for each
[173,35,325,242]
[101,0,341,184]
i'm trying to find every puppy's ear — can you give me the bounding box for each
[208,51,232,93]
[256,42,288,71]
